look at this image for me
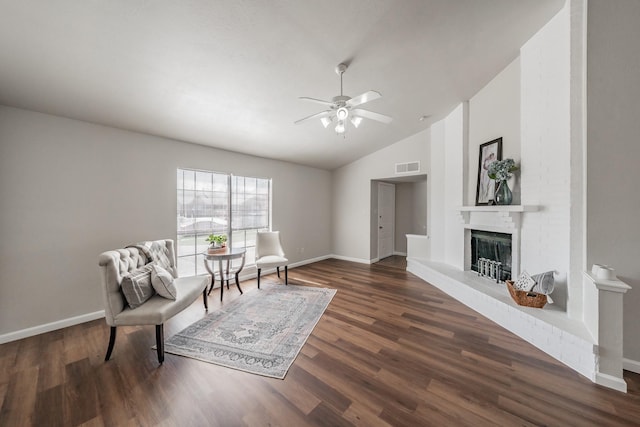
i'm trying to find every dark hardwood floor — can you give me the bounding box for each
[1,257,639,426]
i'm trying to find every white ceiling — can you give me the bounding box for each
[0,0,563,170]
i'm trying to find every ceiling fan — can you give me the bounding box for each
[294,63,392,135]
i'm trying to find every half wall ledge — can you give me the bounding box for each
[406,257,602,388]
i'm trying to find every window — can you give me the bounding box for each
[176,168,271,277]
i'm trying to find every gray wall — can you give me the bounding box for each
[394,181,428,254]
[586,0,640,362]
[332,130,429,262]
[0,106,332,336]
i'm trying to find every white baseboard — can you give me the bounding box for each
[393,251,407,256]
[290,255,333,269]
[235,254,333,282]
[0,310,105,345]
[595,372,628,393]
[623,358,640,374]
[330,254,374,264]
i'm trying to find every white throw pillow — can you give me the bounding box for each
[531,271,555,295]
[512,271,536,292]
[121,264,155,309]
[151,264,177,300]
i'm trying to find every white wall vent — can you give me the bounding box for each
[395,161,420,174]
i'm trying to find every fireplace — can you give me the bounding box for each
[470,230,512,281]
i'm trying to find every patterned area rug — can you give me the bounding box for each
[163,283,336,379]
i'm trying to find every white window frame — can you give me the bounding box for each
[176,168,271,277]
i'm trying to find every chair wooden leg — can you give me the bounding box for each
[277,266,280,278]
[285,266,288,285]
[156,324,164,364]
[203,288,208,311]
[257,268,261,289]
[105,326,117,361]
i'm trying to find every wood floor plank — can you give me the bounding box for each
[1,257,639,426]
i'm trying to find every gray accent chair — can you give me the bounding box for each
[255,231,288,288]
[98,239,208,364]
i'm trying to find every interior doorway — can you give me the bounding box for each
[377,182,396,260]
[370,174,427,263]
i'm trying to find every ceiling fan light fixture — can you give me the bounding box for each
[336,107,349,121]
[295,63,392,136]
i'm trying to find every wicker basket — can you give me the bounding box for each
[506,280,547,308]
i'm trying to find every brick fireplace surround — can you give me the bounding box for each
[406,207,631,392]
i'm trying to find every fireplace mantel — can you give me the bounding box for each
[457,205,539,229]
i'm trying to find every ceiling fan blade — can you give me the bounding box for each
[352,108,393,124]
[294,110,332,125]
[298,97,335,107]
[346,90,381,108]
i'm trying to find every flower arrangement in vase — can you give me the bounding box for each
[488,158,518,205]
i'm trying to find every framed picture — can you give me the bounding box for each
[475,138,502,205]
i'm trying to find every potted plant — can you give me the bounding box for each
[206,234,227,249]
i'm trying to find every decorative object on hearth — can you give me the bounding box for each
[591,263,616,280]
[506,270,555,308]
[506,280,547,308]
[530,270,555,295]
[488,158,519,205]
[475,138,502,205]
[477,257,503,283]
[512,270,536,291]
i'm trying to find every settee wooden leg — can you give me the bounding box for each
[105,326,117,361]
[257,268,261,289]
[203,288,208,311]
[285,266,288,285]
[156,324,164,364]
[277,266,280,278]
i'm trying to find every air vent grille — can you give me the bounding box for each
[395,161,420,174]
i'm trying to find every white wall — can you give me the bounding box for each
[467,58,521,205]
[426,103,466,269]
[519,4,572,311]
[443,104,466,269]
[332,129,429,262]
[427,121,445,262]
[0,106,332,337]
[585,0,640,363]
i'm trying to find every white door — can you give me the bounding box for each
[377,182,395,260]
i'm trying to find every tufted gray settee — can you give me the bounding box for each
[98,239,208,363]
